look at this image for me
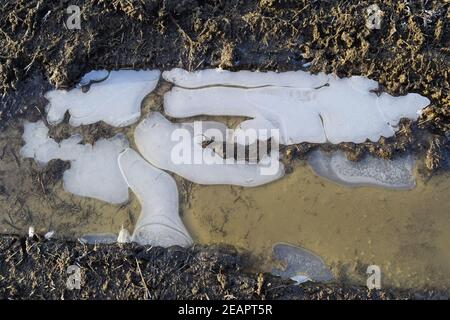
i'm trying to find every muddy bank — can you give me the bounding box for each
[0,0,448,171]
[0,235,446,300]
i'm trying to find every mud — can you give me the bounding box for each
[0,235,447,300]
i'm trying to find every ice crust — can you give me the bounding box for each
[20,121,130,203]
[163,69,430,145]
[271,243,334,283]
[133,112,284,187]
[45,70,161,127]
[118,148,193,247]
[307,150,416,189]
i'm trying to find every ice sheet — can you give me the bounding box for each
[271,243,334,283]
[45,69,160,127]
[20,121,130,203]
[307,150,416,189]
[163,69,429,144]
[118,148,193,247]
[133,112,284,187]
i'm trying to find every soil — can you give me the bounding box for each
[0,235,447,300]
[0,0,449,299]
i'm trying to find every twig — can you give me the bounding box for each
[135,258,151,299]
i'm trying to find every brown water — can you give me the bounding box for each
[181,163,450,291]
[0,85,449,292]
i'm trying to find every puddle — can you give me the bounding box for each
[0,70,448,293]
[181,163,450,291]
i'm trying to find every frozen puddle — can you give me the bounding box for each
[46,70,160,127]
[307,150,416,189]
[163,68,430,144]
[20,121,130,204]
[271,243,334,284]
[15,68,428,253]
[134,112,284,187]
[20,121,192,247]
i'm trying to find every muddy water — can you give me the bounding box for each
[182,163,450,291]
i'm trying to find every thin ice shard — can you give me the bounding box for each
[78,70,110,87]
[79,233,118,244]
[272,243,334,283]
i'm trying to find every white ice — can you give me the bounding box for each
[307,150,416,189]
[77,70,110,87]
[133,112,284,187]
[118,148,193,247]
[163,69,430,144]
[45,69,161,127]
[20,120,129,203]
[162,68,329,88]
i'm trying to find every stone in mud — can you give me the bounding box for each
[271,243,334,283]
[20,120,129,204]
[45,70,160,127]
[118,148,193,247]
[133,112,284,187]
[307,150,416,189]
[163,69,430,145]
